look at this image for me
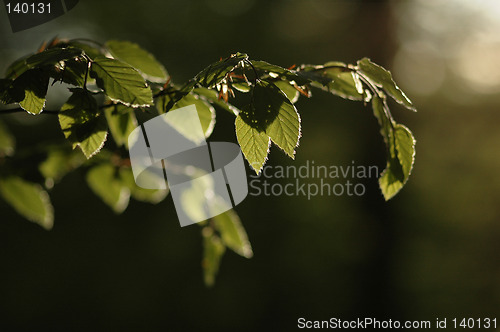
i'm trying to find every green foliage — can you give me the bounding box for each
[106,40,168,83]
[59,88,108,158]
[202,226,226,287]
[0,176,53,230]
[86,163,130,213]
[0,37,417,286]
[90,56,153,107]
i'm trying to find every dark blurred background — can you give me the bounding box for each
[1,0,500,330]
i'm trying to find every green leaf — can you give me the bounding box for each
[67,40,104,59]
[273,80,300,103]
[39,146,86,182]
[195,53,248,87]
[0,120,15,157]
[86,163,130,213]
[90,56,153,107]
[371,95,393,146]
[106,40,169,83]
[59,88,108,158]
[104,104,138,148]
[379,124,415,200]
[394,124,416,178]
[213,209,253,258]
[322,63,364,101]
[252,80,301,158]
[13,69,50,114]
[0,176,53,230]
[202,227,226,287]
[119,168,169,204]
[156,90,215,137]
[232,82,251,93]
[296,64,333,86]
[235,109,271,174]
[251,60,309,85]
[357,58,415,111]
[25,47,83,68]
[51,58,88,87]
[5,56,31,80]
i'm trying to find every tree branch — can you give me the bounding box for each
[0,108,61,115]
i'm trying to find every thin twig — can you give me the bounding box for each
[0,108,60,115]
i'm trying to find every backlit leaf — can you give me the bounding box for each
[13,69,49,114]
[358,58,415,111]
[235,108,271,174]
[39,147,86,182]
[106,40,168,83]
[213,209,253,258]
[196,53,247,87]
[379,124,415,200]
[0,176,53,230]
[252,81,301,158]
[90,56,153,107]
[86,163,130,213]
[104,104,138,148]
[59,88,108,158]
[273,80,300,103]
[156,90,215,137]
[251,60,308,85]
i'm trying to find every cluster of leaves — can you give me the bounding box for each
[0,38,415,286]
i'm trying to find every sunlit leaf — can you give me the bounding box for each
[379,124,415,200]
[235,108,271,174]
[202,227,226,287]
[59,88,108,158]
[86,163,130,213]
[106,40,169,83]
[0,176,53,230]
[251,60,308,85]
[394,124,416,179]
[90,56,153,107]
[156,90,215,137]
[358,58,415,111]
[323,64,364,101]
[273,80,300,103]
[213,209,253,258]
[252,80,301,158]
[195,53,247,87]
[13,69,49,114]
